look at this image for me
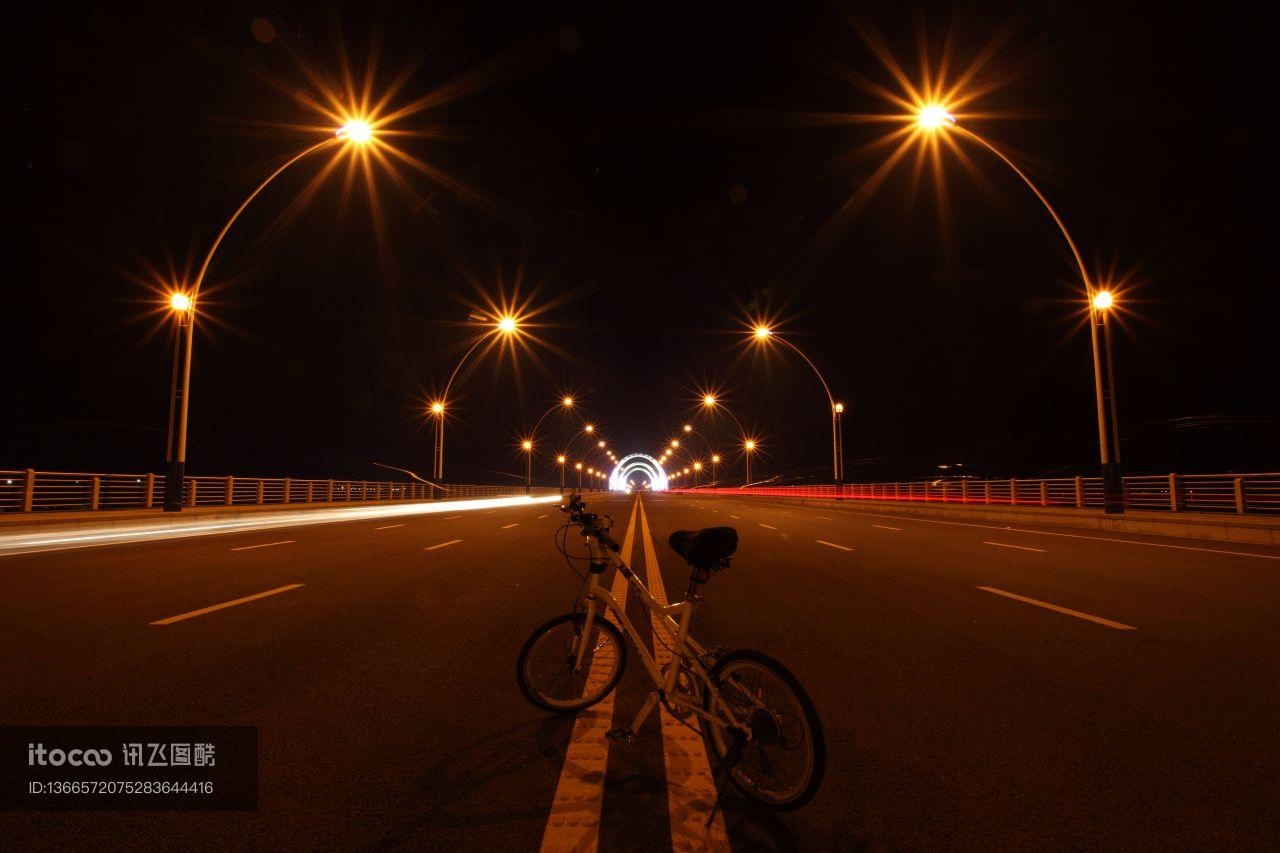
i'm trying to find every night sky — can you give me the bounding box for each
[16,1,1280,485]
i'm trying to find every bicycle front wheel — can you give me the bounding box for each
[704,649,826,810]
[517,612,627,713]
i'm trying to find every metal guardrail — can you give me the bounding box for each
[0,470,531,514]
[672,473,1280,516]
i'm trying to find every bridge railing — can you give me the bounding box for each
[0,470,532,514]
[672,472,1280,516]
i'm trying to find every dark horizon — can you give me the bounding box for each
[16,1,1280,485]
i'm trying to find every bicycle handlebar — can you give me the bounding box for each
[559,494,620,553]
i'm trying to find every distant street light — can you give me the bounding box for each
[556,454,568,492]
[742,439,757,487]
[915,106,1123,511]
[521,439,533,495]
[163,121,376,512]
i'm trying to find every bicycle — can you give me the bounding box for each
[516,493,825,813]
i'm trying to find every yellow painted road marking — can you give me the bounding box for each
[374,524,405,530]
[816,540,854,551]
[984,541,1047,553]
[977,586,1137,630]
[872,524,901,531]
[229,540,295,552]
[502,523,520,529]
[151,584,304,625]
[758,523,777,530]
[424,539,462,551]
[637,498,731,851]
[541,498,640,853]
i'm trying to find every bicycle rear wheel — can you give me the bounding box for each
[517,612,627,712]
[703,649,826,810]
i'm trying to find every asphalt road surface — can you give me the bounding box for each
[3,492,1279,851]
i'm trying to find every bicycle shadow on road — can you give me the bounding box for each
[359,714,574,850]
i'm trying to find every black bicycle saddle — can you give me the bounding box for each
[668,527,738,567]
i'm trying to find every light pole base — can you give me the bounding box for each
[163,460,185,512]
[1102,461,1125,514]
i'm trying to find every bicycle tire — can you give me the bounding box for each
[702,649,826,810]
[516,612,627,713]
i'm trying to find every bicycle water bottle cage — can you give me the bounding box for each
[668,527,738,575]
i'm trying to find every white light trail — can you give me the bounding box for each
[0,495,561,558]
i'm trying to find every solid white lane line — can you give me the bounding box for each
[977,586,1137,630]
[374,524,405,531]
[758,523,778,530]
[229,540,295,552]
[729,514,741,519]
[424,539,462,551]
[984,540,1047,553]
[151,584,304,625]
[537,514,549,519]
[501,523,519,529]
[541,499,640,853]
[636,499,730,850]
[815,516,833,520]
[443,515,462,520]
[816,540,854,551]
[872,524,902,531]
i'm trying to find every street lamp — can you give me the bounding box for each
[163,120,377,511]
[711,453,721,486]
[556,454,568,492]
[693,461,703,487]
[575,461,584,491]
[742,439,757,487]
[915,107,1124,512]
[750,327,844,485]
[521,439,534,495]
[432,314,522,483]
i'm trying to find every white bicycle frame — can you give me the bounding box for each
[572,530,749,738]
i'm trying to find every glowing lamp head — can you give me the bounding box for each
[597,440,606,448]
[711,454,720,463]
[337,119,373,144]
[562,396,574,408]
[670,440,679,449]
[703,395,716,406]
[557,454,567,464]
[168,292,193,312]
[1092,290,1114,311]
[744,439,756,451]
[753,326,772,340]
[917,104,955,130]
[430,402,445,416]
[576,462,583,470]
[584,424,595,434]
[496,316,518,334]
[683,424,692,433]
[522,440,533,451]
[694,462,702,471]
[834,403,844,414]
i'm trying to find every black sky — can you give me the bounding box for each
[15,1,1280,485]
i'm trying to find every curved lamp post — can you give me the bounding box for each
[163,122,376,511]
[916,106,1123,512]
[749,330,846,485]
[429,315,521,483]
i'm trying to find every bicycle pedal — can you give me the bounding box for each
[605,726,634,743]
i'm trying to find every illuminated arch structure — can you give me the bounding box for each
[608,453,669,492]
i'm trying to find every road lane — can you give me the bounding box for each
[3,491,1277,850]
